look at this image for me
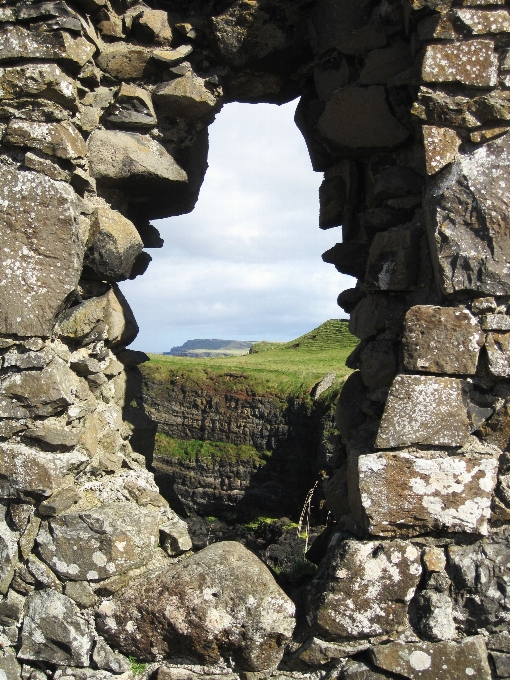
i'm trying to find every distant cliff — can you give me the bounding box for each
[164,339,257,358]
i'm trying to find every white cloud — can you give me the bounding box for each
[119,100,354,352]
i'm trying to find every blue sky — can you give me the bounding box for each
[119,100,354,352]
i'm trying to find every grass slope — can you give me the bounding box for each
[142,319,357,401]
[154,433,269,465]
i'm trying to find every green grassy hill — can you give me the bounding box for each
[142,319,357,401]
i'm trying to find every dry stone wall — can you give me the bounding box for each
[1,0,510,677]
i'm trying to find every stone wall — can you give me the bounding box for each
[1,0,510,677]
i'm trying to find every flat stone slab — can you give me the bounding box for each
[370,636,491,679]
[376,375,470,448]
[356,448,499,536]
[402,306,483,375]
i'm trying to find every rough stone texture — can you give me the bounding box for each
[354,448,499,536]
[153,73,218,120]
[0,63,77,107]
[19,590,93,666]
[105,84,156,129]
[485,332,510,377]
[318,86,409,150]
[0,166,87,336]
[304,538,421,639]
[37,503,160,581]
[423,125,461,175]
[0,443,88,499]
[0,507,18,594]
[370,636,491,679]
[376,375,471,448]
[425,133,510,296]
[5,119,87,160]
[85,207,143,282]
[97,541,295,670]
[402,306,484,375]
[87,130,189,218]
[422,39,498,87]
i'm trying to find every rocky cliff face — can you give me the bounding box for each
[142,375,337,518]
[2,0,510,677]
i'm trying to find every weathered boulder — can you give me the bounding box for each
[132,9,172,45]
[0,63,77,107]
[423,125,461,175]
[304,538,421,639]
[105,84,156,129]
[87,130,189,218]
[5,119,86,159]
[19,590,93,667]
[37,502,160,581]
[354,447,499,536]
[402,306,484,375]
[318,86,409,150]
[360,41,413,85]
[358,340,397,389]
[370,636,491,679]
[425,132,510,296]
[376,375,470,449]
[153,72,218,120]
[349,294,407,341]
[92,638,130,674]
[0,166,87,336]
[96,43,151,79]
[85,207,143,282]
[0,444,88,499]
[97,541,295,670]
[55,287,138,348]
[2,358,79,416]
[0,25,95,66]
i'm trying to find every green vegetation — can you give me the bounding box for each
[154,432,269,465]
[241,516,280,534]
[143,319,357,401]
[129,658,147,676]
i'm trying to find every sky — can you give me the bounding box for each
[119,99,354,353]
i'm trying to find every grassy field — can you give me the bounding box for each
[142,319,358,401]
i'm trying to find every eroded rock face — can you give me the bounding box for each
[304,538,421,640]
[97,541,295,670]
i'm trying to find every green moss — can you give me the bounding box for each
[154,432,269,465]
[142,319,357,402]
[129,658,147,676]
[241,516,280,533]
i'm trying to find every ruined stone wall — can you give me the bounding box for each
[1,0,510,677]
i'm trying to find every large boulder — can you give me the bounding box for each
[87,130,191,218]
[0,166,88,336]
[97,541,295,671]
[0,62,78,108]
[304,538,421,640]
[37,502,160,581]
[19,590,93,667]
[425,132,510,296]
[153,72,218,120]
[0,25,95,67]
[5,120,87,160]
